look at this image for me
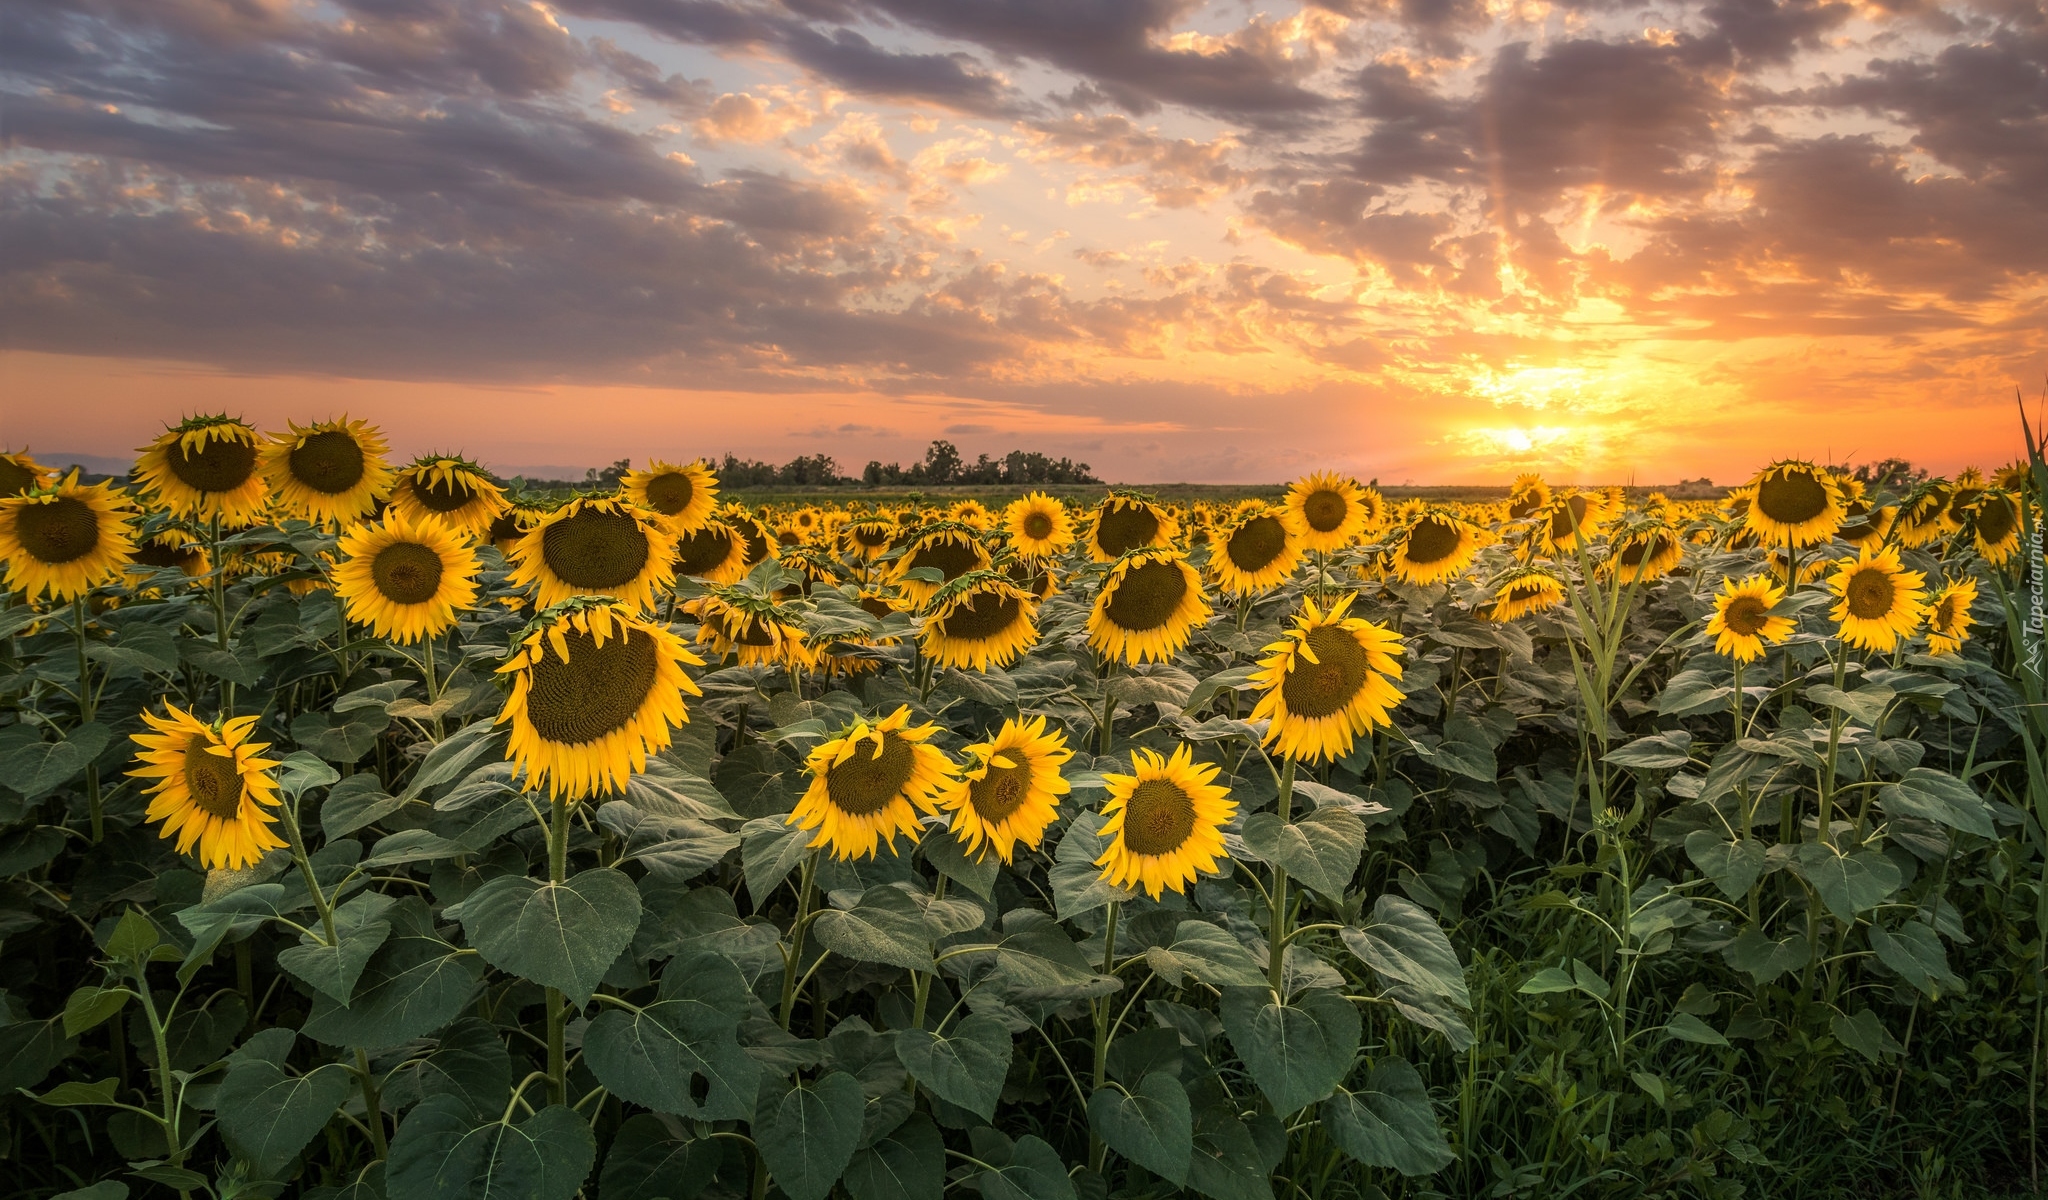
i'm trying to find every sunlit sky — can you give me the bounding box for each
[2,0,2040,482]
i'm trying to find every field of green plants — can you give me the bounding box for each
[0,418,2039,1200]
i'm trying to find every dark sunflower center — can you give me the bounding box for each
[133,540,200,571]
[1619,533,1670,568]
[1550,495,1591,540]
[1507,489,1543,519]
[853,525,892,548]
[1975,494,2016,544]
[1122,778,1197,856]
[969,758,1033,824]
[542,508,651,589]
[824,732,916,816]
[859,595,895,620]
[644,472,695,515]
[1722,595,1770,636]
[1844,567,1896,621]
[675,526,736,575]
[183,743,246,820]
[168,435,258,494]
[525,627,659,744]
[1931,594,1962,634]
[1280,624,1370,718]
[1103,559,1188,632]
[372,541,445,604]
[13,496,100,565]
[1756,470,1828,525]
[1503,581,1551,607]
[1302,490,1348,533]
[733,615,780,646]
[1404,518,1462,565]
[1095,505,1160,556]
[738,522,770,565]
[1022,512,1055,540]
[489,511,526,544]
[1225,515,1287,572]
[1948,487,1982,520]
[0,459,36,496]
[414,473,478,514]
[905,537,983,582]
[288,431,365,495]
[940,590,1023,641]
[1006,560,1052,597]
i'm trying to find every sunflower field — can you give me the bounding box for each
[0,416,2042,1200]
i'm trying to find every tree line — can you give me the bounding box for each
[512,441,1098,491]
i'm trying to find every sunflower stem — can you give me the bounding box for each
[1088,898,1120,1174]
[354,1048,389,1160]
[546,795,571,1107]
[282,798,339,948]
[1097,667,1119,756]
[1815,638,1847,848]
[1268,758,1296,997]
[778,852,819,1032]
[72,595,104,842]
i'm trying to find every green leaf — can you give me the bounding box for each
[1720,927,1809,986]
[741,816,813,909]
[895,1013,1012,1120]
[401,723,507,801]
[1831,1009,1904,1063]
[582,953,761,1121]
[1144,921,1266,989]
[957,909,1120,1003]
[1089,1073,1193,1185]
[218,1029,351,1174]
[32,1078,122,1107]
[1662,1012,1730,1046]
[1342,895,1470,1008]
[458,867,641,1005]
[1869,922,1966,999]
[1657,668,1735,717]
[105,908,162,963]
[1806,683,1894,728]
[292,709,390,764]
[386,1096,596,1200]
[276,892,395,1006]
[976,1135,1078,1200]
[1603,730,1694,769]
[1322,1058,1454,1176]
[1187,1104,1280,1200]
[401,1019,513,1117]
[813,886,935,973]
[1221,986,1361,1115]
[50,1183,129,1200]
[843,1113,943,1200]
[0,723,110,797]
[1879,768,1995,839]
[922,829,1000,900]
[1240,806,1366,898]
[322,774,406,838]
[1793,844,1901,923]
[1683,831,1766,901]
[62,986,131,1037]
[0,825,65,875]
[302,897,485,1049]
[277,750,342,797]
[1426,725,1496,782]
[755,1071,865,1200]
[597,1113,723,1200]
[0,1018,72,1093]
[1050,809,1132,920]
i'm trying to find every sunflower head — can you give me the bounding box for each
[125,526,211,584]
[920,571,1039,671]
[621,459,720,534]
[389,456,509,541]
[672,519,752,583]
[1087,547,1211,666]
[1741,460,1847,549]
[1004,493,1074,559]
[333,511,481,643]
[948,499,993,530]
[844,516,899,562]
[1967,490,2020,565]
[135,416,269,524]
[508,496,677,612]
[774,544,844,598]
[1388,511,1481,586]
[789,707,957,860]
[129,706,286,870]
[1283,471,1373,552]
[259,417,394,527]
[937,715,1072,863]
[1004,556,1059,601]
[1087,493,1180,562]
[1828,546,1927,653]
[716,504,776,568]
[1248,593,1404,763]
[1540,491,1609,555]
[497,600,703,801]
[1603,520,1685,584]
[1925,577,1978,656]
[1095,744,1236,899]
[1706,575,1794,663]
[1891,481,1957,549]
[0,475,137,602]
[691,589,816,670]
[1486,566,1565,622]
[891,523,992,607]
[488,503,548,556]
[1506,474,1551,520]
[1835,499,1894,550]
[1209,504,1300,597]
[0,450,53,497]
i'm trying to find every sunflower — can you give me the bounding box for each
[921,572,1039,671]
[1766,547,1829,586]
[1004,493,1074,558]
[389,457,508,541]
[258,418,393,527]
[1947,468,1986,522]
[1095,744,1236,899]
[1925,577,1978,656]
[1604,522,1685,584]
[774,544,844,598]
[1486,567,1566,622]
[1827,546,1927,653]
[1004,556,1059,601]
[125,527,210,581]
[488,504,547,556]
[135,416,269,525]
[691,591,816,670]
[1891,483,1955,549]
[1539,491,1609,555]
[673,519,751,583]
[508,496,677,612]
[1086,494,1180,562]
[789,707,956,860]
[1388,512,1481,586]
[718,504,775,568]
[1088,547,1211,665]
[1283,472,1372,553]
[0,450,52,497]
[1209,504,1301,597]
[844,516,897,563]
[332,511,480,643]
[129,706,286,870]
[0,476,136,602]
[1836,500,1894,550]
[1706,575,1793,663]
[621,459,719,534]
[497,601,703,801]
[1248,593,1403,763]
[949,499,993,531]
[1740,460,1843,548]
[1506,474,1551,520]
[1993,462,2030,492]
[1967,490,2020,565]
[891,524,992,607]
[937,716,1072,863]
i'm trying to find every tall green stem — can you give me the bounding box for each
[545,796,570,1106]
[1816,640,1847,846]
[1088,899,1121,1173]
[778,853,819,1031]
[72,596,103,842]
[1269,758,1296,995]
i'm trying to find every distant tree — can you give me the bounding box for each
[1843,458,1929,490]
[921,440,963,485]
[854,441,1096,488]
[583,458,631,489]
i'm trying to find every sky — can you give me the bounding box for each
[1,0,2041,484]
